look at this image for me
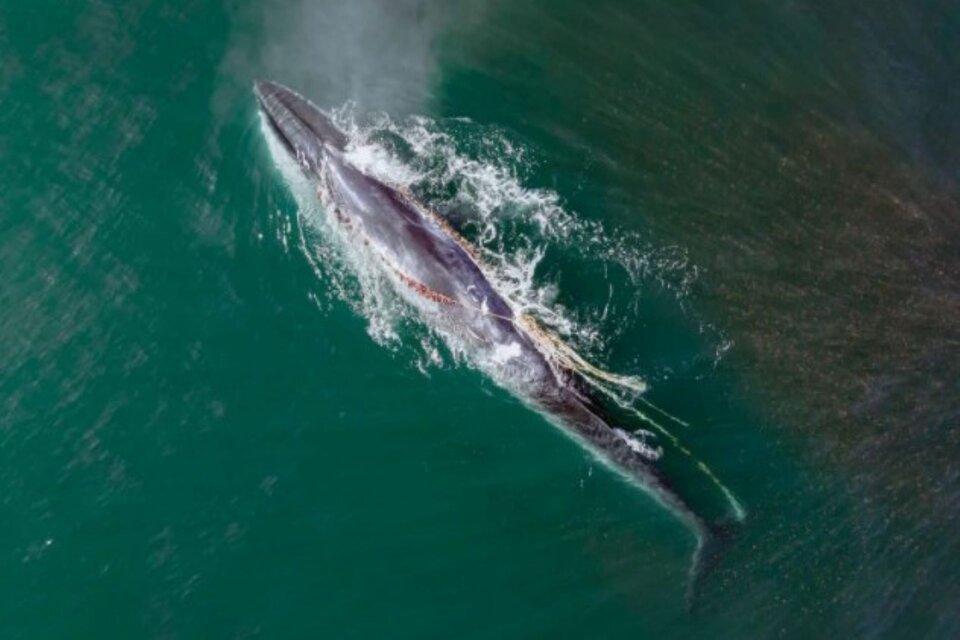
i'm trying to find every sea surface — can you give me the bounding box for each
[2,1,958,638]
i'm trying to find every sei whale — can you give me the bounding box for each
[254,80,741,595]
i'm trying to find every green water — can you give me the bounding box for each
[2,1,958,637]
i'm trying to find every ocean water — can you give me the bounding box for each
[2,1,958,638]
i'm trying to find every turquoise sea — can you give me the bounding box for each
[2,1,958,637]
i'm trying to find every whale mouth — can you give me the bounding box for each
[254,80,348,172]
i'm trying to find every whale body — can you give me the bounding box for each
[254,80,731,593]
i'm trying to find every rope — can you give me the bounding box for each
[517,314,648,393]
[518,315,745,521]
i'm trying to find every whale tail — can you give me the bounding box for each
[540,381,742,605]
[686,517,738,608]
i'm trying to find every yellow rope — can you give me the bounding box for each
[517,314,745,521]
[518,314,648,393]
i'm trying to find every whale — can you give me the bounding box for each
[254,80,736,595]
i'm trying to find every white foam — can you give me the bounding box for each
[614,428,663,461]
[490,341,523,365]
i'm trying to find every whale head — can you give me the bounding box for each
[254,80,347,175]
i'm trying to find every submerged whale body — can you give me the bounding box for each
[254,80,734,595]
